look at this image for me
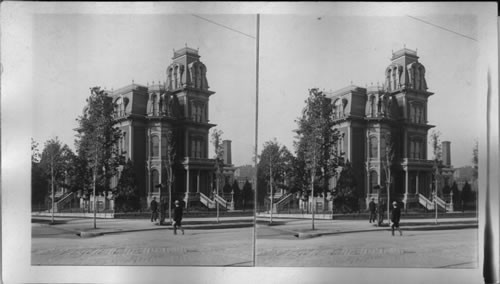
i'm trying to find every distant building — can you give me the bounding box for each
[108,47,220,208]
[233,165,256,189]
[453,166,478,192]
[328,48,451,209]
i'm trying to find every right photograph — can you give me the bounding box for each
[254,13,480,268]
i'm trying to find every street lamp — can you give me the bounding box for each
[50,157,55,224]
[216,177,220,223]
[269,155,273,224]
[433,164,440,225]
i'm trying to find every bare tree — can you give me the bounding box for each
[383,133,396,218]
[211,128,224,223]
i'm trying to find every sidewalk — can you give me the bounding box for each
[32,214,477,239]
[256,215,478,239]
[32,216,254,238]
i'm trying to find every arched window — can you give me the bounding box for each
[121,132,127,154]
[151,94,158,116]
[151,135,159,157]
[151,170,159,193]
[392,68,397,90]
[173,66,179,89]
[369,136,378,158]
[167,67,173,90]
[370,96,376,117]
[196,65,202,88]
[333,99,339,118]
[415,67,421,90]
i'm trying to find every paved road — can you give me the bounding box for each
[32,224,253,266]
[31,216,477,267]
[256,225,478,268]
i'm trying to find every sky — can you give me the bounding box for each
[31,4,484,169]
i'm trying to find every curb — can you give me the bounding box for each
[76,222,254,237]
[77,231,104,238]
[296,223,477,239]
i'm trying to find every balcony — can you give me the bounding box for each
[401,158,435,167]
[182,157,215,170]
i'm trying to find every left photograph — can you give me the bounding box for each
[31,13,257,266]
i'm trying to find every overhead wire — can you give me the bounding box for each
[406,15,477,42]
[192,14,256,39]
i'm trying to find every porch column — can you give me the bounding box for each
[404,169,409,210]
[209,172,213,196]
[186,168,190,208]
[416,171,420,195]
[197,170,200,193]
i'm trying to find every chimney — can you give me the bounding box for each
[442,141,451,166]
[222,140,232,165]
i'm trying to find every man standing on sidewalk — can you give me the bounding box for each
[173,200,184,235]
[390,201,402,236]
[368,198,377,223]
[150,197,158,223]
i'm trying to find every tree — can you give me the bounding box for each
[75,87,123,228]
[461,181,474,210]
[450,181,460,210]
[66,152,91,197]
[114,159,140,212]
[241,179,253,210]
[32,138,41,163]
[257,139,291,205]
[39,138,74,190]
[231,180,241,208]
[38,137,75,221]
[294,88,341,208]
[429,129,442,197]
[294,88,342,229]
[429,130,442,162]
[333,160,358,212]
[223,181,232,194]
[289,148,309,194]
[211,128,224,222]
[472,140,478,180]
[31,139,48,209]
[383,133,397,218]
[75,87,123,196]
[161,128,176,223]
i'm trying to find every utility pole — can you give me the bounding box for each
[51,157,55,224]
[216,167,220,224]
[434,169,439,224]
[311,148,316,230]
[168,181,172,224]
[269,155,273,224]
[93,148,98,229]
[252,13,260,268]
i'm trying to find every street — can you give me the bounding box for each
[256,223,477,268]
[32,221,253,266]
[32,216,477,268]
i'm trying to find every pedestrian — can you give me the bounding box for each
[368,198,377,223]
[390,201,402,236]
[150,197,158,223]
[172,200,184,235]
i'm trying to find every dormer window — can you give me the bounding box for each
[333,98,347,119]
